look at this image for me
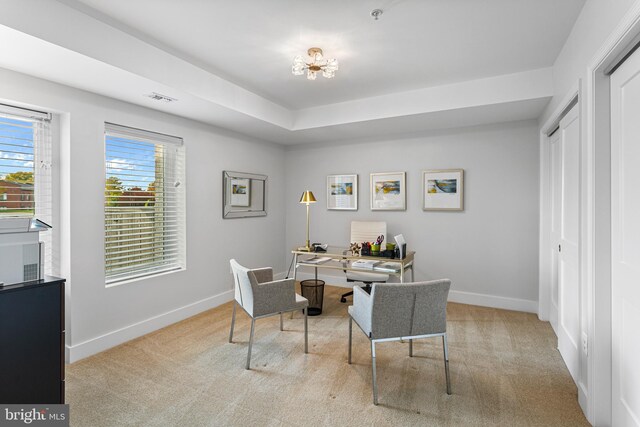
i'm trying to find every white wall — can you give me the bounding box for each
[285,121,540,312]
[542,0,636,122]
[0,67,287,362]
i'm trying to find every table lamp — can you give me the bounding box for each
[298,190,317,251]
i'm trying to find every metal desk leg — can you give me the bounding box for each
[411,263,414,282]
[400,265,404,283]
[292,253,299,319]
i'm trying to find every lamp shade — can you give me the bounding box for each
[299,191,317,204]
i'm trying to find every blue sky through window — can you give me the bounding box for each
[0,116,35,180]
[105,135,157,190]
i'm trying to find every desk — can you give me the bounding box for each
[292,246,415,283]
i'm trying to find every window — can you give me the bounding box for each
[104,123,185,284]
[0,103,53,273]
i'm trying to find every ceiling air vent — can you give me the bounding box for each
[145,92,178,103]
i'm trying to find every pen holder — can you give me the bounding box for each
[394,243,407,259]
[386,243,396,251]
[371,244,380,255]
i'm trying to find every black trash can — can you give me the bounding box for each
[300,279,325,316]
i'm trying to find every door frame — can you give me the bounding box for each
[584,3,640,425]
[538,85,584,403]
[539,86,580,329]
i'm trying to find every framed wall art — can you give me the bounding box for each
[422,169,464,211]
[222,171,266,218]
[230,177,250,206]
[370,171,406,211]
[327,174,358,210]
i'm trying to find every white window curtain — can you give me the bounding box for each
[104,122,185,284]
[0,103,54,275]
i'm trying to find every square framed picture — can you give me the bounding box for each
[327,174,358,210]
[423,169,464,211]
[230,177,250,207]
[370,172,406,211]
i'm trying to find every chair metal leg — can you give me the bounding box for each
[304,308,308,353]
[443,334,451,395]
[280,312,283,331]
[371,340,378,405]
[229,301,237,343]
[409,339,413,357]
[246,318,255,370]
[348,316,353,364]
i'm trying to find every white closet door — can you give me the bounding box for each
[611,47,640,427]
[557,104,580,385]
[549,130,561,335]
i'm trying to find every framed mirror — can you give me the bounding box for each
[223,171,267,218]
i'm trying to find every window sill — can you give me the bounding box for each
[105,266,185,288]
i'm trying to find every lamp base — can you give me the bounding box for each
[298,240,312,252]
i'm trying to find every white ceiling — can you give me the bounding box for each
[0,0,585,144]
[63,0,585,109]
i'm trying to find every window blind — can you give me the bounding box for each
[0,105,54,275]
[104,123,185,284]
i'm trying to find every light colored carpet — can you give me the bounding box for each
[66,285,589,426]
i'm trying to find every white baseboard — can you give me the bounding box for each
[448,290,538,313]
[274,271,289,280]
[578,381,588,416]
[66,289,233,363]
[292,271,538,313]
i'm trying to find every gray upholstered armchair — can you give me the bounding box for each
[348,279,452,405]
[229,259,309,369]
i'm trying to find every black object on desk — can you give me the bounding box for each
[0,276,66,404]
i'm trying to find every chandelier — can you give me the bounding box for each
[292,48,339,80]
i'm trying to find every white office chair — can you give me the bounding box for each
[340,221,390,303]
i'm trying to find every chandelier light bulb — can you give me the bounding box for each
[322,69,335,79]
[326,58,339,71]
[307,70,317,80]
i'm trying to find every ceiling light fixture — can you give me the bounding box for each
[371,9,383,20]
[292,48,339,80]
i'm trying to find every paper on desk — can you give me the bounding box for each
[351,259,380,269]
[300,256,331,265]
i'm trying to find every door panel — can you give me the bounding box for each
[557,105,580,384]
[549,131,561,334]
[611,49,640,427]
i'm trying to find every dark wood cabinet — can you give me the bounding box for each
[0,276,66,404]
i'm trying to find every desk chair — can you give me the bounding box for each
[229,259,309,369]
[348,279,452,405]
[340,221,390,303]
